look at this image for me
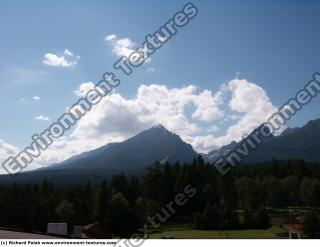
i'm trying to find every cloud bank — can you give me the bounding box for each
[0,78,279,172]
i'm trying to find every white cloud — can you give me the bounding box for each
[34,83,221,165]
[185,134,220,154]
[70,84,204,143]
[191,89,224,121]
[43,49,79,67]
[33,96,40,101]
[105,34,135,58]
[0,138,20,174]
[21,78,280,168]
[190,79,280,151]
[74,82,96,97]
[105,34,117,42]
[0,139,19,158]
[34,115,50,121]
[73,80,277,152]
[64,49,74,56]
[0,138,44,174]
[223,79,279,142]
[105,34,153,63]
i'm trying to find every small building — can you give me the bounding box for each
[47,223,68,237]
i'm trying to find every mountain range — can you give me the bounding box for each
[0,119,320,184]
[204,118,320,163]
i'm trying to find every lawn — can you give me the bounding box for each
[268,226,286,236]
[149,226,275,239]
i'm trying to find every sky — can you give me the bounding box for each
[0,0,320,172]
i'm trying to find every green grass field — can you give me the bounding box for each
[149,225,280,239]
[268,226,286,235]
[146,208,309,239]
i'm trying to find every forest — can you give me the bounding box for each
[0,156,320,238]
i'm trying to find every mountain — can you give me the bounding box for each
[0,124,197,184]
[205,118,320,163]
[44,124,197,171]
[47,117,320,172]
[280,127,299,137]
[246,118,320,162]
[2,118,320,185]
[205,141,238,161]
[46,142,118,169]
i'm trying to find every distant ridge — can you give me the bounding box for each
[42,124,197,171]
[204,118,320,163]
[1,119,320,184]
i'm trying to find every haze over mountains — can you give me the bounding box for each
[0,118,320,184]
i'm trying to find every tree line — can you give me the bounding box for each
[0,156,319,237]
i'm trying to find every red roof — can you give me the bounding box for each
[82,223,112,239]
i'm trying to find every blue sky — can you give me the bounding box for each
[1,0,320,170]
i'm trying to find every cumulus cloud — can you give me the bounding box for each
[0,138,44,174]
[70,84,207,142]
[191,90,224,121]
[33,83,221,165]
[223,79,278,142]
[104,34,153,63]
[22,78,279,168]
[34,115,50,121]
[74,82,96,97]
[33,96,40,101]
[0,139,19,158]
[0,138,20,174]
[187,79,279,151]
[43,49,79,67]
[74,79,277,152]
[104,34,135,58]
